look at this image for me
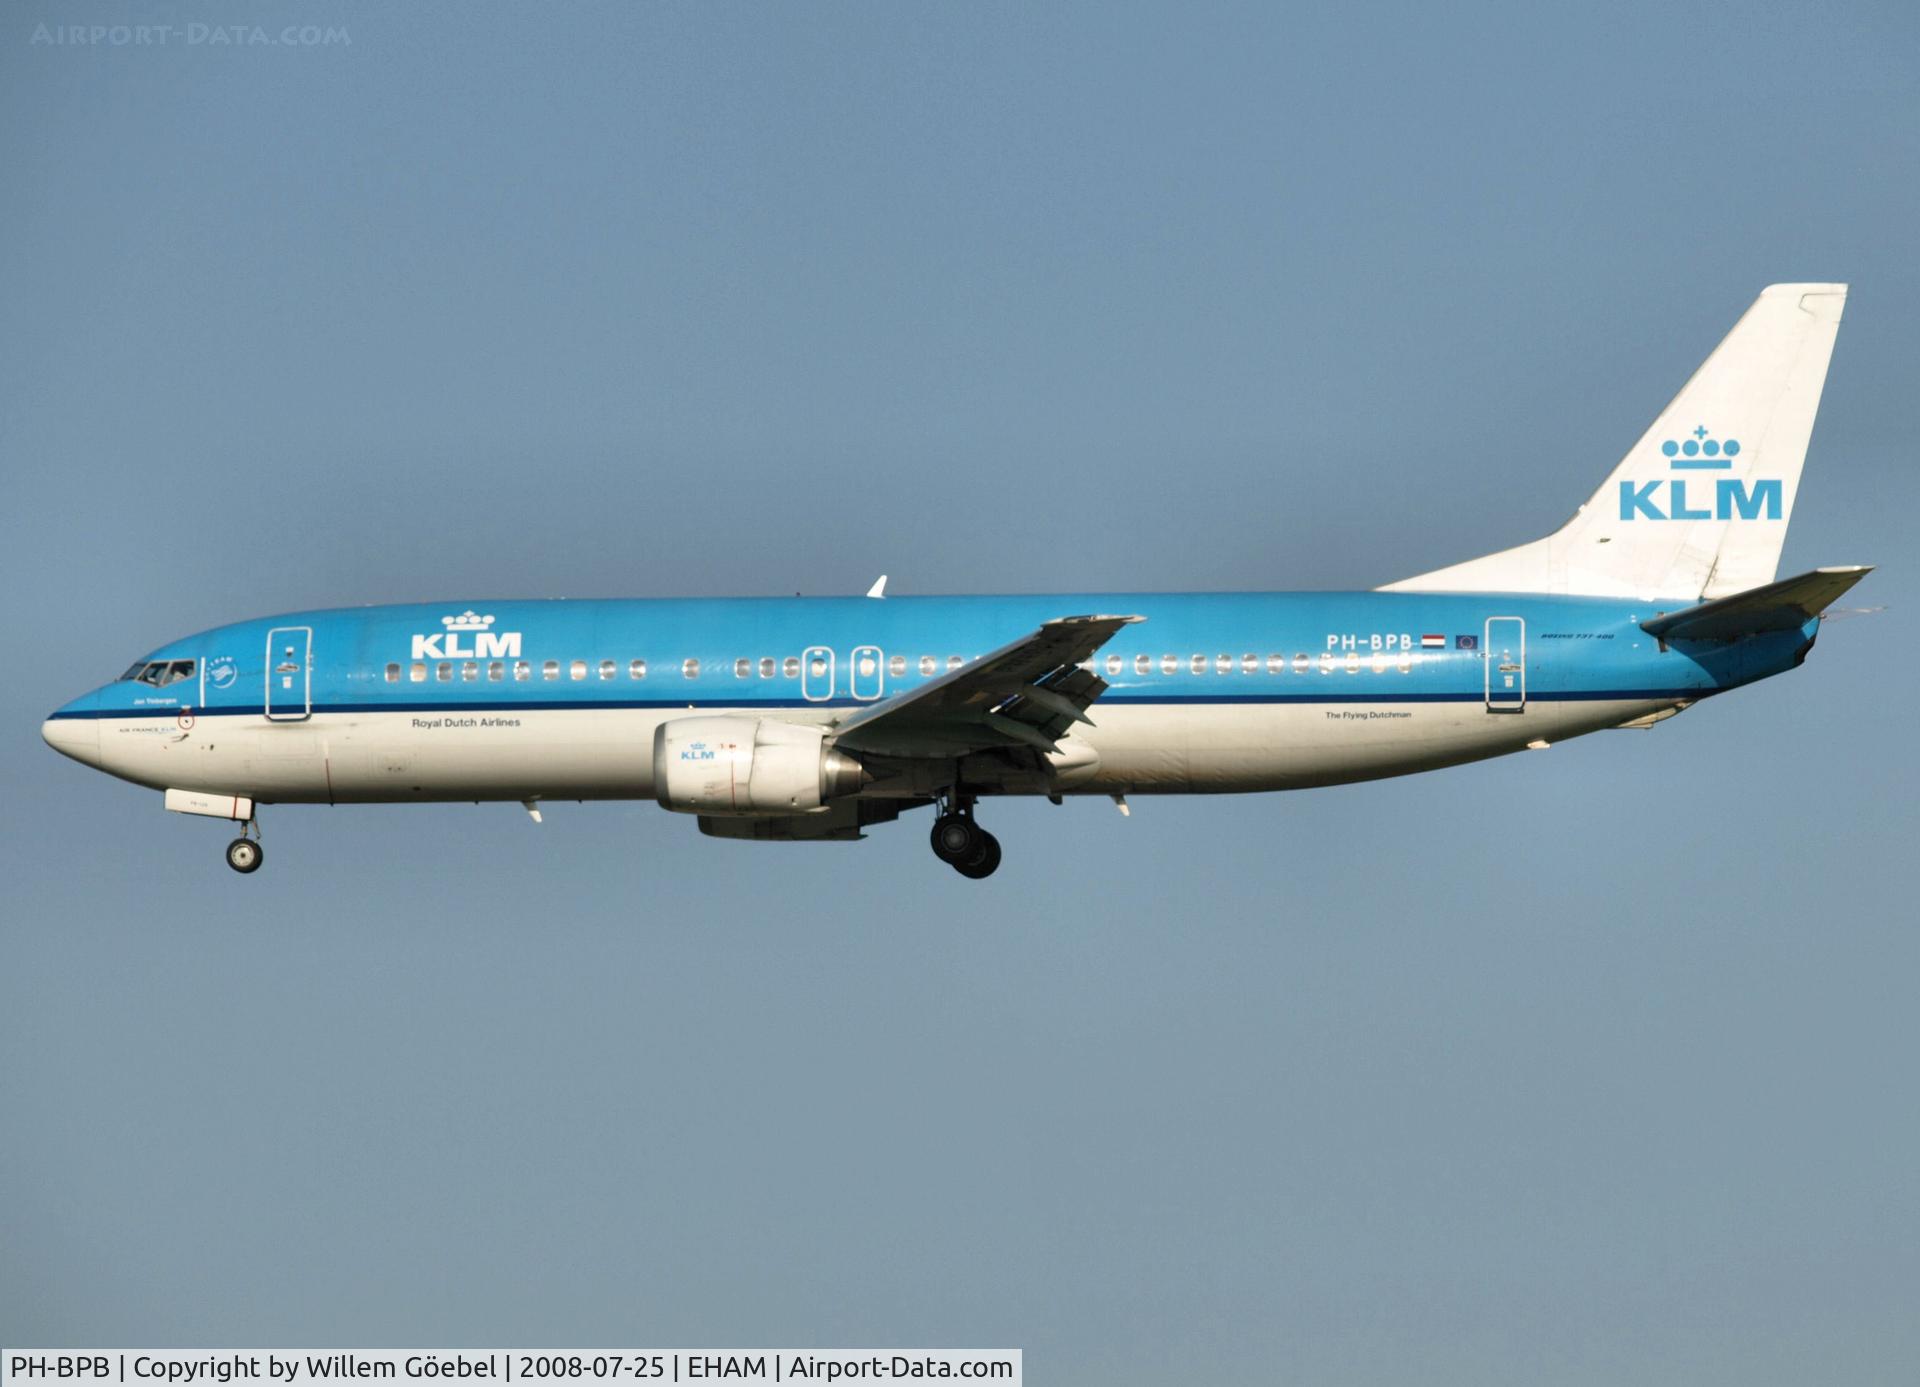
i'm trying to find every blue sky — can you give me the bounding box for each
[3,2,1917,1381]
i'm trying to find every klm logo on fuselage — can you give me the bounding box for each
[410,610,523,661]
[1619,426,1781,522]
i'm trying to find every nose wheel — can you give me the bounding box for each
[929,799,1002,879]
[224,816,265,874]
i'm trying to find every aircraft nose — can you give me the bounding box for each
[42,705,101,768]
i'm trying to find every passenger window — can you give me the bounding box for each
[1190,654,1207,675]
[630,659,647,680]
[683,658,700,679]
[1294,653,1309,674]
[600,660,616,680]
[410,662,427,683]
[1241,654,1257,674]
[1398,653,1412,673]
[437,662,452,682]
[570,660,587,681]
[488,661,504,681]
[888,655,905,678]
[543,660,559,681]
[1215,654,1232,674]
[919,656,936,677]
[462,661,478,681]
[1105,654,1122,676]
[1371,652,1387,673]
[1160,655,1178,675]
[514,661,531,681]
[1135,654,1151,675]
[783,656,800,678]
[1344,652,1360,673]
[1317,653,1333,674]
[735,658,751,678]
[809,655,828,678]
[1267,654,1284,674]
[762,658,777,678]
[385,663,400,683]
[947,656,963,671]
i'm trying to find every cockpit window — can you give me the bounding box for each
[128,659,196,688]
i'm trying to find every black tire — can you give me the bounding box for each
[953,831,1002,879]
[225,838,264,874]
[930,814,980,864]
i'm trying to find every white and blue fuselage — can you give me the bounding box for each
[43,589,1810,803]
[39,284,1867,875]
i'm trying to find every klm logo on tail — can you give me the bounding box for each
[1619,426,1782,522]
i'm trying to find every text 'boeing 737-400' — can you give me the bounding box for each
[44,284,1870,878]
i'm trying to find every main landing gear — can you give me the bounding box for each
[225,819,264,874]
[929,794,1001,879]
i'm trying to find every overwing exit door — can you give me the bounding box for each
[1484,617,1525,712]
[265,626,312,721]
[801,645,835,702]
[850,645,885,700]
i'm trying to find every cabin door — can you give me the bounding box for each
[1484,617,1525,713]
[264,626,313,721]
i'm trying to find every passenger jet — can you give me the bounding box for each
[43,284,1868,878]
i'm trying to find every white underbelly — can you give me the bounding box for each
[102,698,1676,804]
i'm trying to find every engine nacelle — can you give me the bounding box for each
[653,716,868,817]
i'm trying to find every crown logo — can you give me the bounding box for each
[1661,424,1740,470]
[441,610,496,630]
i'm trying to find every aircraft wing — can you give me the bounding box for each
[830,614,1144,758]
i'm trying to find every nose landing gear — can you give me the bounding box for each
[929,793,1001,879]
[224,817,264,874]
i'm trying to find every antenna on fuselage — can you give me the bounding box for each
[866,575,888,599]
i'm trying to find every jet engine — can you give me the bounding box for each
[653,716,869,816]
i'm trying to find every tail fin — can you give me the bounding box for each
[1382,283,1847,600]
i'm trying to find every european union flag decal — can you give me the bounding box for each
[1455,634,1478,650]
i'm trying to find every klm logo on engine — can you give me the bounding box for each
[410,610,523,660]
[680,741,717,762]
[1619,426,1781,522]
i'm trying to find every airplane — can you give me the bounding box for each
[43,283,1870,878]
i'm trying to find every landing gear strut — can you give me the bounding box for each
[225,817,264,874]
[929,792,1001,879]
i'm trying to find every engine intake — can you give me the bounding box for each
[653,716,869,816]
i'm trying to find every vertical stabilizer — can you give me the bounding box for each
[1382,284,1847,600]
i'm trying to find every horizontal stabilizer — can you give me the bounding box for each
[1641,565,1873,643]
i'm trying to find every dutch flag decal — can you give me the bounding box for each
[1420,634,1446,649]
